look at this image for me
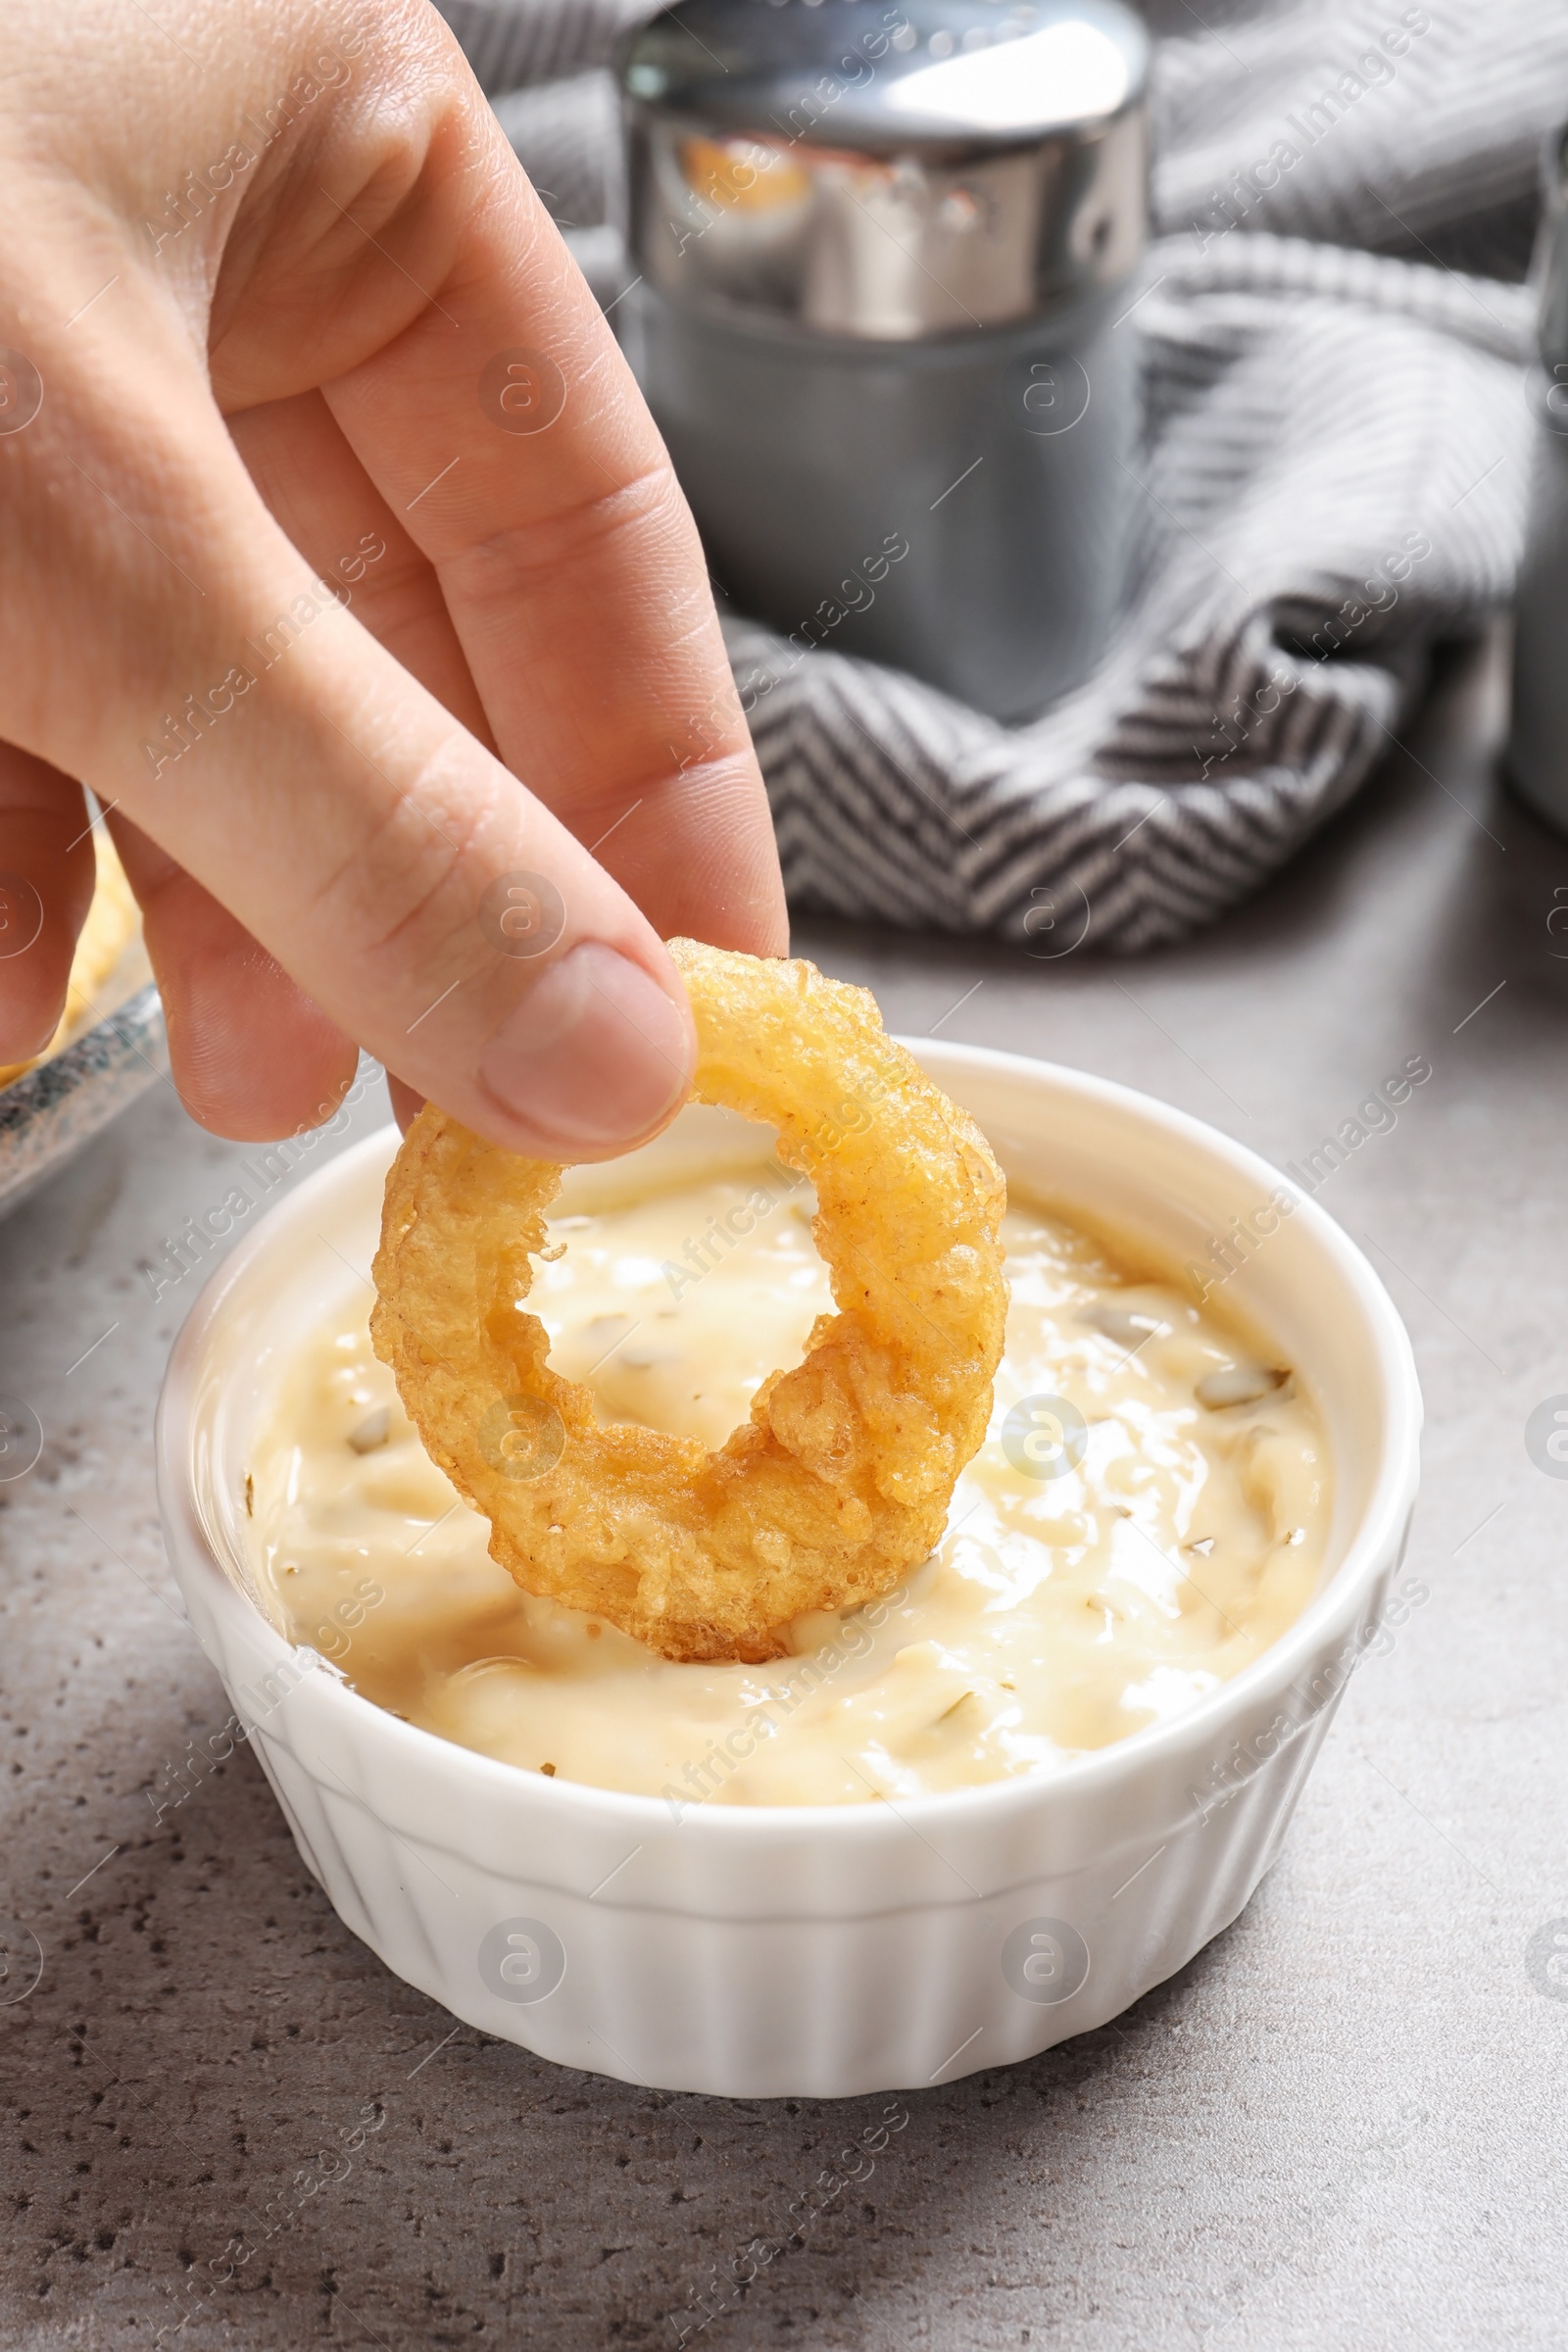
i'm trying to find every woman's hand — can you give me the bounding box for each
[0,0,785,1154]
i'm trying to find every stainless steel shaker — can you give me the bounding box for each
[617,0,1150,723]
[1507,122,1568,830]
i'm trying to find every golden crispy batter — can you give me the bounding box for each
[370,941,1007,1662]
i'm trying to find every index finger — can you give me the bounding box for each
[314,105,785,956]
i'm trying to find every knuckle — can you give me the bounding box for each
[448,463,689,609]
[310,745,500,971]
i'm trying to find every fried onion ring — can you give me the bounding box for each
[369,941,1007,1662]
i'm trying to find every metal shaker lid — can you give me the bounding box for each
[620,0,1150,340]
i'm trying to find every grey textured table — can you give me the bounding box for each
[3,632,1565,2351]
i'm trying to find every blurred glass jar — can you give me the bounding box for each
[617,0,1150,723]
[1507,123,1568,831]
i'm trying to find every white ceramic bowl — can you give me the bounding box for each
[156,1045,1421,2099]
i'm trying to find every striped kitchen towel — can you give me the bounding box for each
[438,0,1565,949]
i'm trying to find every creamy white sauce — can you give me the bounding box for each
[247,1162,1330,1807]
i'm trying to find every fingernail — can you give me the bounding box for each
[477,942,693,1152]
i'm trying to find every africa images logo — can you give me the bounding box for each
[1001,1918,1091,2005]
[477,1918,566,2005]
[1525,1396,1568,1479]
[1001,1395,1088,1481]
